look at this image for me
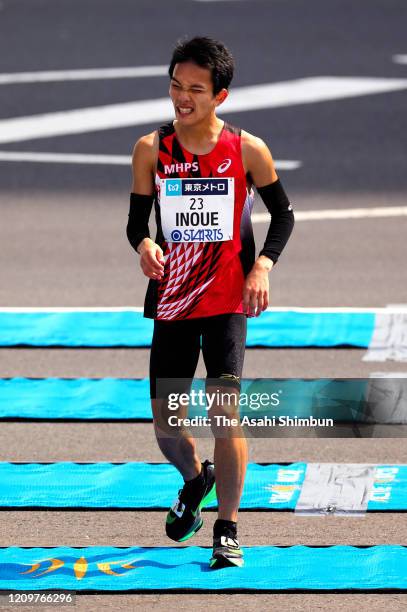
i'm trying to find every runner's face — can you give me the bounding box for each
[169,61,227,125]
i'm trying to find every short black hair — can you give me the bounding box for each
[168,36,234,95]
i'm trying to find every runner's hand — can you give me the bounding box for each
[243,257,272,317]
[138,238,165,280]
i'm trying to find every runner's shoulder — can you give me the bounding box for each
[132,131,159,167]
[241,129,274,169]
[241,129,271,156]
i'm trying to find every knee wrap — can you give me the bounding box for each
[206,373,241,392]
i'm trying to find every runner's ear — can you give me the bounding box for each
[215,88,228,106]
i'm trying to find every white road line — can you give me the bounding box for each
[295,464,375,515]
[266,160,301,170]
[0,66,168,85]
[363,305,407,363]
[1,77,406,144]
[0,150,300,170]
[0,307,145,312]
[363,312,407,362]
[370,373,407,377]
[0,151,130,165]
[1,307,406,313]
[0,98,172,144]
[252,206,407,223]
[393,54,407,65]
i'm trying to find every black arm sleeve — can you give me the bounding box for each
[126,192,154,253]
[257,178,295,264]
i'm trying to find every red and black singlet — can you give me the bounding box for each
[144,121,255,320]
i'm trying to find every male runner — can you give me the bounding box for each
[127,37,294,569]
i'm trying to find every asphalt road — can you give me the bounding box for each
[1,0,407,609]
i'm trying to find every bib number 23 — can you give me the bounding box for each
[160,178,234,243]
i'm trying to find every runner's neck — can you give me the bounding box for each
[173,116,225,156]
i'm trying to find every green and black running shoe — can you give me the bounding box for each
[166,460,216,542]
[209,529,244,569]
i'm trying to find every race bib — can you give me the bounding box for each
[160,177,234,242]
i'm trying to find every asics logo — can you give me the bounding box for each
[220,535,239,548]
[217,159,232,173]
[171,499,185,518]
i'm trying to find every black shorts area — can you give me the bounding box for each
[149,313,247,399]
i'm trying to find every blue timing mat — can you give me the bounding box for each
[0,378,152,420]
[4,377,405,423]
[0,377,373,420]
[0,309,375,347]
[0,462,405,510]
[0,546,406,591]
